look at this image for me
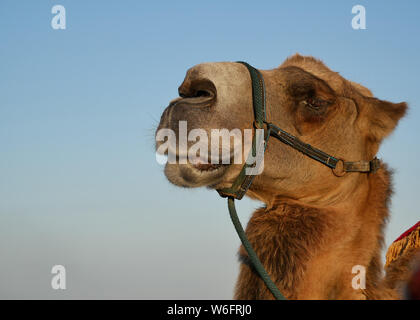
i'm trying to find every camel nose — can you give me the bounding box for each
[178,79,191,98]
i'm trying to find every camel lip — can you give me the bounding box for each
[162,150,235,167]
[191,162,227,172]
[164,161,230,188]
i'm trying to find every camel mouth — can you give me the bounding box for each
[191,163,223,171]
[189,156,231,172]
[162,149,232,172]
[164,160,231,188]
[156,142,236,187]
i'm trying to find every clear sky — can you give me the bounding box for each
[0,0,419,299]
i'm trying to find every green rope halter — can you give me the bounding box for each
[218,62,286,300]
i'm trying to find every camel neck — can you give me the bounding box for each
[236,166,393,299]
[264,166,391,215]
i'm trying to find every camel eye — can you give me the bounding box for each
[302,98,331,110]
[302,98,319,109]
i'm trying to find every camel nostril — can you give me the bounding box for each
[178,89,212,99]
[195,90,211,97]
[178,90,187,98]
[178,79,217,100]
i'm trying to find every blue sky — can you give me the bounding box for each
[0,0,419,298]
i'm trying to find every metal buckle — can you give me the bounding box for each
[217,189,239,199]
[370,157,380,173]
[332,159,346,177]
[252,120,266,130]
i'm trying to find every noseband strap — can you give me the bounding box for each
[216,61,380,300]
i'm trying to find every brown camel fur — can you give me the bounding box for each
[156,54,418,299]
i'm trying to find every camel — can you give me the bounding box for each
[155,54,419,299]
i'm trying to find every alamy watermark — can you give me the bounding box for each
[51,265,66,290]
[51,5,66,30]
[352,5,366,30]
[352,265,366,290]
[155,121,266,175]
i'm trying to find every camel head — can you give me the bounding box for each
[155,54,407,205]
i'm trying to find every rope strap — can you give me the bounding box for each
[228,197,286,300]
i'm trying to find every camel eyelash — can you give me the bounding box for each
[302,98,332,109]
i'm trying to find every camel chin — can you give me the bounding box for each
[164,162,229,188]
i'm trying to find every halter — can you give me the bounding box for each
[216,61,380,300]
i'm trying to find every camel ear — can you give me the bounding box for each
[364,97,407,142]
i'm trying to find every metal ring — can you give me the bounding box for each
[332,159,346,177]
